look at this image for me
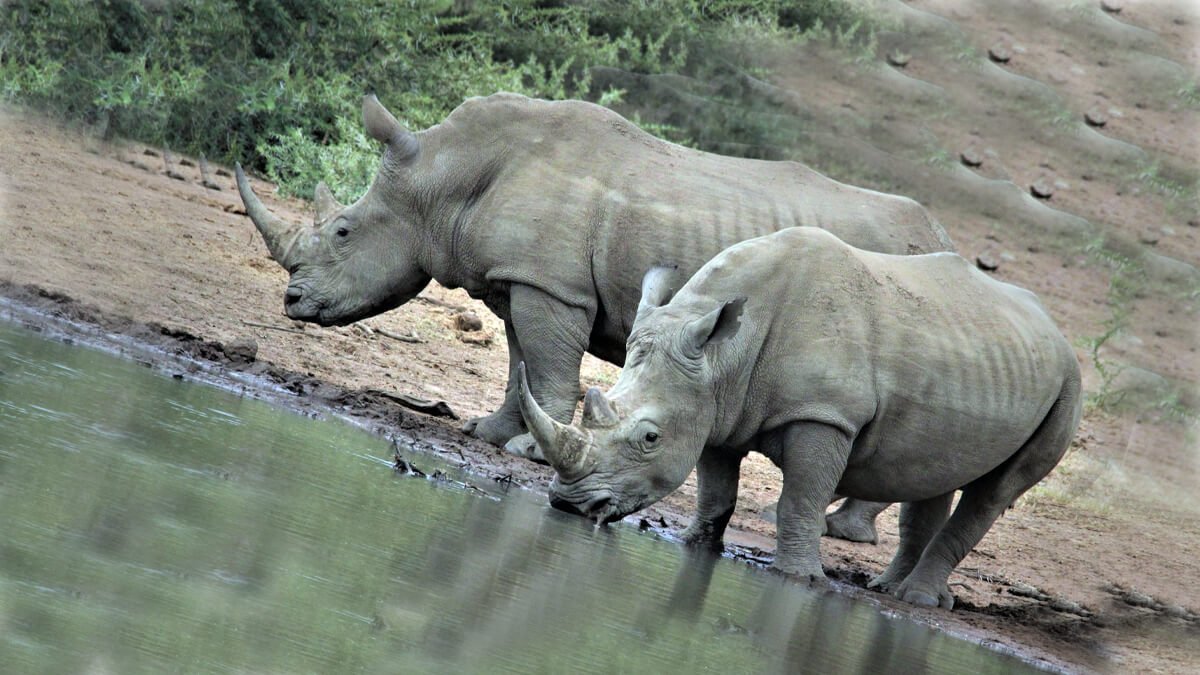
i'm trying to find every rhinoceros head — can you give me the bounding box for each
[235,95,431,326]
[517,269,747,524]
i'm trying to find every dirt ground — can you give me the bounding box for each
[1,1,1198,672]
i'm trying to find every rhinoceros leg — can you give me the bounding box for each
[493,284,591,461]
[681,446,747,551]
[772,422,852,581]
[824,498,890,544]
[462,318,527,447]
[867,492,953,594]
[890,387,1080,609]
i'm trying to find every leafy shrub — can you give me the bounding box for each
[1,0,870,199]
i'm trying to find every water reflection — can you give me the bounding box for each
[0,321,1048,674]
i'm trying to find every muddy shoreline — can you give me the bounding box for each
[0,281,1102,674]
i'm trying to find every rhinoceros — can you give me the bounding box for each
[516,227,1081,609]
[235,92,952,539]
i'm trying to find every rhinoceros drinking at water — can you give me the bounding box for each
[517,227,1081,609]
[236,92,954,541]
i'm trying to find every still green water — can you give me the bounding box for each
[0,321,1050,674]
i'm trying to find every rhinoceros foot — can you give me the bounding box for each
[462,411,525,447]
[893,577,955,610]
[823,509,879,544]
[503,432,548,464]
[770,560,827,585]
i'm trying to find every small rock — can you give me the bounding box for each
[453,310,484,332]
[292,321,307,329]
[886,51,911,68]
[1050,598,1083,614]
[1125,590,1154,608]
[1164,604,1188,619]
[960,148,984,167]
[1084,108,1108,127]
[179,158,196,167]
[1030,179,1054,199]
[1139,230,1160,245]
[1009,582,1040,598]
[1100,0,1123,13]
[1000,252,1017,262]
[987,44,1012,63]
[143,148,159,157]
[1053,179,1070,190]
[459,331,493,347]
[976,253,999,271]
[1161,225,1175,236]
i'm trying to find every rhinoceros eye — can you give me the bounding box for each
[336,226,349,237]
[644,432,660,444]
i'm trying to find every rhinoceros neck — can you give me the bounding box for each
[401,123,512,293]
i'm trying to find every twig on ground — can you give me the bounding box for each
[241,319,317,336]
[415,294,467,312]
[374,327,425,343]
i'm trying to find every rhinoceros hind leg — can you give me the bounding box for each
[888,382,1080,609]
[868,493,952,594]
[824,498,890,544]
[503,432,547,464]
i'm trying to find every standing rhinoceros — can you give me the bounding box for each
[516,227,1081,609]
[235,92,952,539]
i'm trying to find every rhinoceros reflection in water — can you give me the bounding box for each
[236,92,955,541]
[518,228,1081,609]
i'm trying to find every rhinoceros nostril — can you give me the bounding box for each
[583,495,612,515]
[284,286,303,305]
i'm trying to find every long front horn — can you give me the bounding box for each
[235,164,299,268]
[516,363,592,475]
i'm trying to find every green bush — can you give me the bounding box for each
[1,0,870,199]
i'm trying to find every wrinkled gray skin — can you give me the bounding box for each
[517,228,1081,609]
[236,93,953,540]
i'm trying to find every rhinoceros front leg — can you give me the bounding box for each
[495,284,591,462]
[461,317,527,447]
[824,498,891,544]
[680,447,746,551]
[773,422,852,581]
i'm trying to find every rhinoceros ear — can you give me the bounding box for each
[636,266,677,321]
[684,297,747,355]
[363,94,419,161]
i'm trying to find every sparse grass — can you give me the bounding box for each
[1176,78,1200,109]
[1020,441,1117,517]
[1076,244,1142,413]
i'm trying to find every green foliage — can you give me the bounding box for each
[1076,245,1142,412]
[1,0,870,198]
